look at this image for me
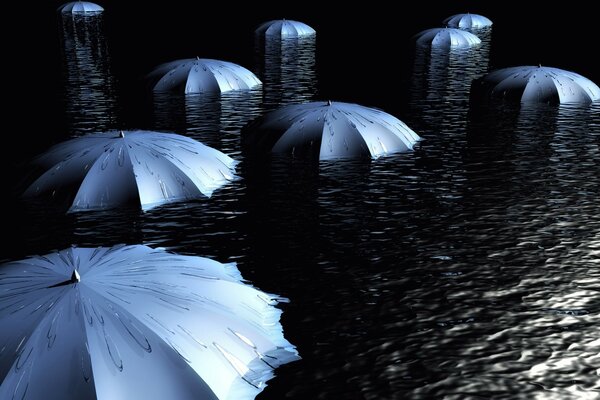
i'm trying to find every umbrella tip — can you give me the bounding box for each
[196,56,200,60]
[538,63,542,68]
[71,269,81,283]
[119,130,125,138]
[327,100,332,106]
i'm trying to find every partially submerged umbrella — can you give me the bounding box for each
[256,19,315,38]
[148,58,261,95]
[58,1,103,14]
[0,245,298,400]
[472,66,600,105]
[24,130,237,212]
[415,28,481,49]
[443,13,493,30]
[243,101,420,160]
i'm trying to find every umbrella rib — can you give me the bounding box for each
[272,108,325,151]
[70,140,139,211]
[185,61,223,94]
[332,111,371,156]
[550,73,593,103]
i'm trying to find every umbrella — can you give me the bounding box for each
[58,1,104,14]
[0,245,299,400]
[472,66,600,104]
[255,19,316,38]
[414,28,481,49]
[148,58,261,95]
[24,130,237,212]
[243,101,420,160]
[443,13,493,30]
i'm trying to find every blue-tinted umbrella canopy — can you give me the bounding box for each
[472,66,600,104]
[443,13,493,30]
[415,28,481,49]
[0,245,299,400]
[58,1,103,14]
[243,101,420,160]
[255,19,315,38]
[148,58,261,95]
[24,130,237,212]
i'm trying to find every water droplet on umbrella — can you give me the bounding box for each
[104,332,123,372]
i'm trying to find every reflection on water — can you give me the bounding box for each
[410,40,490,108]
[256,37,317,110]
[5,18,600,400]
[59,14,119,135]
[152,91,262,157]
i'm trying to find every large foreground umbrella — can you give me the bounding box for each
[58,1,104,14]
[415,28,481,49]
[472,66,600,104]
[443,13,493,30]
[243,101,420,160]
[0,245,298,400]
[255,19,315,38]
[24,130,237,212]
[148,58,261,95]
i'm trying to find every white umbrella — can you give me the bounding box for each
[58,1,104,14]
[255,19,316,38]
[0,245,298,400]
[148,58,261,95]
[443,13,493,30]
[472,66,600,104]
[243,101,420,160]
[24,130,237,212]
[415,28,481,49]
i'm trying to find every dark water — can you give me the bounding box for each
[4,5,600,400]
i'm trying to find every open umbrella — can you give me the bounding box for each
[148,58,261,95]
[414,28,481,49]
[58,1,104,14]
[24,130,237,212]
[472,66,600,104]
[243,101,420,160]
[255,19,315,38]
[0,245,298,400]
[443,13,493,30]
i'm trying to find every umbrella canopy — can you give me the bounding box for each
[472,66,600,104]
[415,28,481,49]
[443,13,493,29]
[24,130,237,212]
[243,101,420,160]
[58,1,104,14]
[0,245,298,400]
[255,19,316,38]
[148,58,261,95]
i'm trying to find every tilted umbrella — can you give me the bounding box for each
[0,245,298,400]
[58,1,104,14]
[243,101,420,160]
[24,130,237,212]
[414,28,481,49]
[443,13,493,30]
[472,66,600,104]
[255,19,316,38]
[148,58,261,95]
